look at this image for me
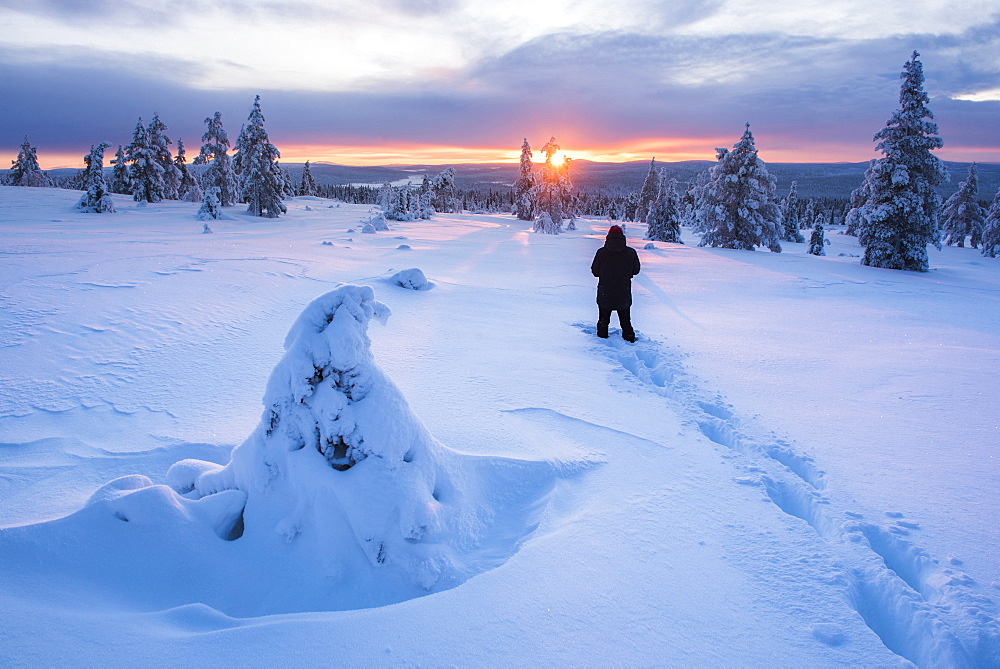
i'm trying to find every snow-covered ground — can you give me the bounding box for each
[1,186,998,667]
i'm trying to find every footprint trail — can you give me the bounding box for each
[574,323,1000,667]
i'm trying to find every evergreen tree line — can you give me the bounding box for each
[8,96,292,219]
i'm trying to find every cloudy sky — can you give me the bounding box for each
[2,0,999,168]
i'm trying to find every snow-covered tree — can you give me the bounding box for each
[645,174,682,243]
[147,113,180,200]
[278,163,296,199]
[386,184,417,221]
[431,167,457,213]
[808,218,826,256]
[109,145,130,194]
[806,199,819,230]
[75,143,115,213]
[845,160,876,236]
[637,158,659,222]
[513,138,535,221]
[417,176,435,219]
[233,95,286,218]
[197,187,222,221]
[9,136,53,187]
[697,124,782,252]
[174,139,201,202]
[299,160,317,196]
[194,112,239,207]
[531,137,574,232]
[980,186,1000,258]
[124,117,165,203]
[848,52,947,271]
[780,181,804,241]
[533,211,561,234]
[941,163,986,248]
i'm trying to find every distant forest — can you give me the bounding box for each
[35,157,1000,222]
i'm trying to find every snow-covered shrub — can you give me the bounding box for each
[164,284,558,593]
[390,268,433,290]
[197,187,222,221]
[361,223,377,234]
[533,211,561,234]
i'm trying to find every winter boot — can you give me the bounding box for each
[622,329,636,343]
[597,322,609,339]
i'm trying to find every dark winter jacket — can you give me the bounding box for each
[591,229,641,309]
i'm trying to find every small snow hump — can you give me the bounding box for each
[390,268,434,290]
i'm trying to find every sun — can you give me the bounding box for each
[549,151,567,166]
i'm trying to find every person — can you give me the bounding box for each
[591,224,640,342]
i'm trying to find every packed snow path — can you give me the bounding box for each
[1,188,998,666]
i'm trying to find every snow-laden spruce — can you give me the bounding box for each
[298,160,317,196]
[645,174,682,243]
[109,144,130,195]
[808,218,826,256]
[697,124,782,252]
[233,95,286,218]
[125,118,166,204]
[8,137,53,187]
[532,137,574,232]
[941,163,986,248]
[166,284,560,593]
[513,138,535,221]
[637,158,659,223]
[848,51,947,272]
[174,139,202,202]
[147,114,181,200]
[982,186,1000,258]
[74,143,115,214]
[780,181,805,242]
[194,111,239,207]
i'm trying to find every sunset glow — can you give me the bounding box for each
[22,137,999,172]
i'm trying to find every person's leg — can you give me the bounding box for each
[597,307,611,338]
[618,307,635,342]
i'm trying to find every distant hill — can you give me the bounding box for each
[47,159,1000,202]
[296,160,1000,202]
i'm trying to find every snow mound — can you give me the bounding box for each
[163,283,568,594]
[389,268,434,290]
[0,283,586,616]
